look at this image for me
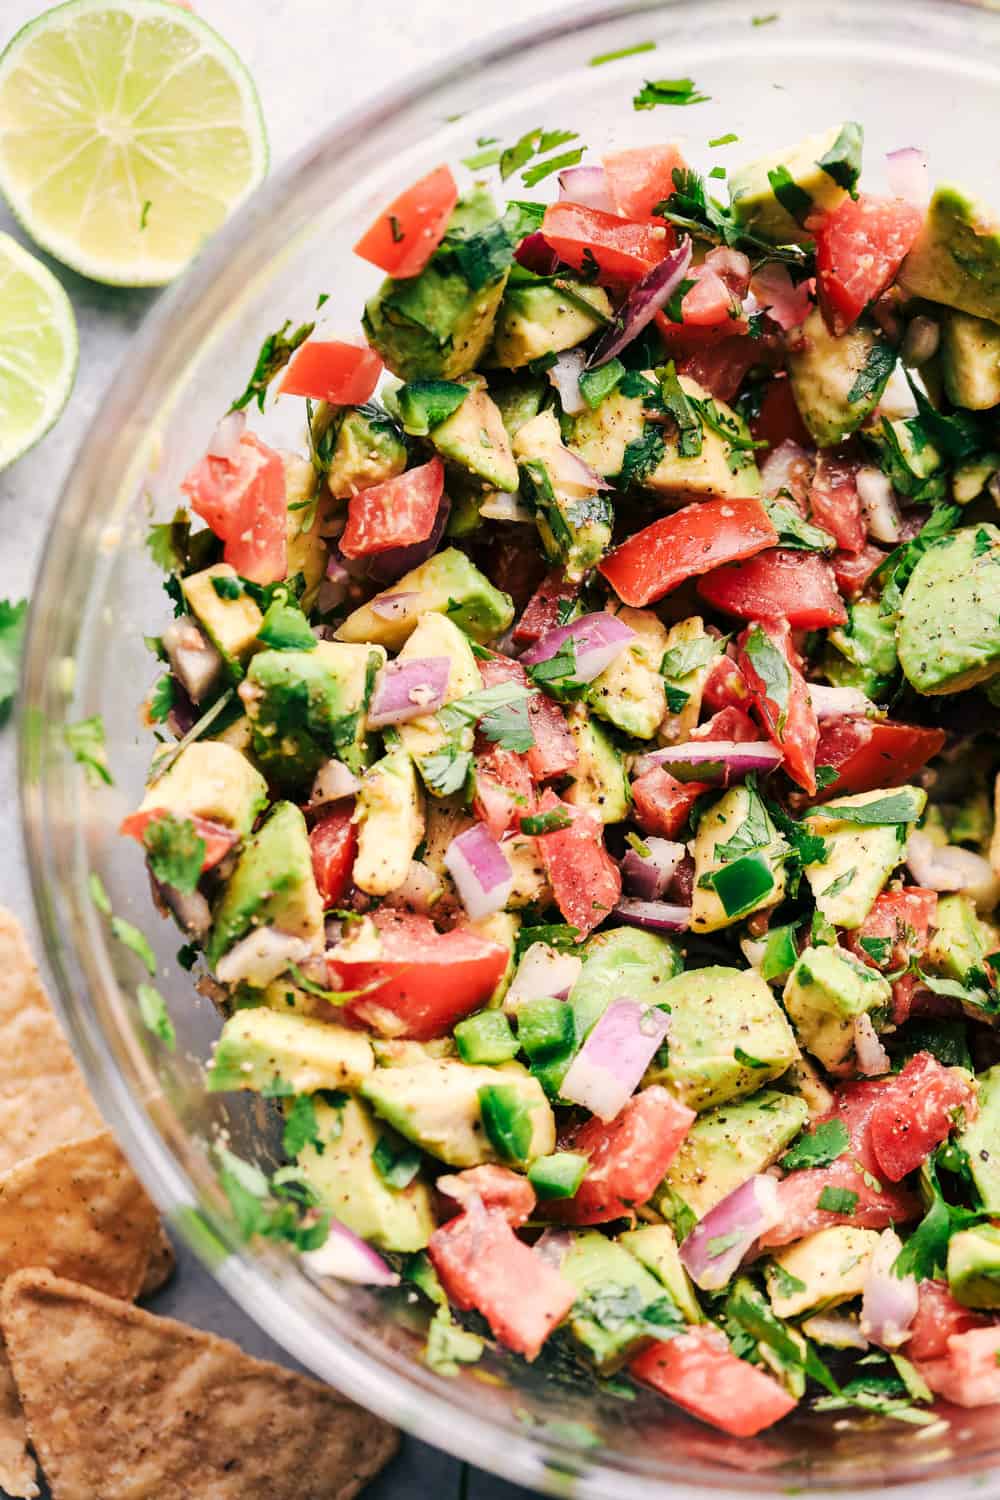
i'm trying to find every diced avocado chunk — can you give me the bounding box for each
[661,1090,809,1219]
[646,966,800,1112]
[243,641,384,787]
[766,1226,881,1318]
[586,607,667,741]
[514,409,613,580]
[426,378,518,490]
[354,746,425,896]
[899,184,1000,322]
[337,547,514,650]
[691,786,788,934]
[207,1008,373,1094]
[488,372,547,438]
[927,894,990,984]
[363,254,508,382]
[659,616,718,744]
[802,786,925,929]
[492,279,611,369]
[897,525,1000,695]
[954,452,1000,505]
[360,1059,554,1167]
[140,741,267,837]
[940,310,1000,410]
[956,1066,1000,1213]
[570,927,683,1049]
[948,1223,1000,1309]
[783,945,891,1071]
[298,1095,435,1252]
[569,387,645,477]
[283,453,327,611]
[207,801,324,967]
[392,612,481,787]
[322,402,408,500]
[619,1225,703,1323]
[560,1231,674,1372]
[182,564,262,674]
[729,122,863,245]
[788,308,894,448]
[825,598,898,699]
[562,710,629,824]
[862,414,944,501]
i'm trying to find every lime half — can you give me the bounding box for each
[0,0,268,287]
[0,231,77,468]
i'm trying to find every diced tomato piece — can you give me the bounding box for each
[697,548,847,629]
[309,804,358,907]
[759,439,814,511]
[541,203,672,285]
[832,542,887,599]
[916,1327,1000,1408]
[681,267,741,327]
[814,716,946,799]
[702,652,751,711]
[353,164,458,279]
[736,618,819,794]
[676,335,760,403]
[600,498,778,609]
[544,1086,694,1225]
[477,654,577,782]
[907,1280,991,1363]
[182,431,287,585]
[279,339,382,405]
[119,808,237,874]
[473,742,534,839]
[846,887,938,1025]
[532,790,621,937]
[437,1166,536,1227]
[751,376,813,452]
[631,767,708,839]
[759,1078,922,1249]
[429,1207,576,1360]
[603,145,687,222]
[340,457,444,558]
[631,1327,797,1438]
[513,570,578,647]
[813,194,925,335]
[690,704,759,743]
[486,532,547,611]
[330,909,508,1040]
[809,451,865,555]
[869,1052,978,1183]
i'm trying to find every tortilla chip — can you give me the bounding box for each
[139,1224,176,1299]
[0,1130,160,1301]
[0,911,102,1172]
[2,1270,400,1500]
[0,1343,38,1499]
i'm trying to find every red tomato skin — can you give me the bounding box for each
[340,456,444,558]
[533,790,621,937]
[544,1087,695,1225]
[473,743,534,839]
[809,451,866,554]
[429,1208,576,1361]
[309,805,358,907]
[603,145,687,222]
[279,340,382,405]
[513,570,578,647]
[182,431,288,585]
[697,548,847,629]
[541,203,672,285]
[690,704,760,743]
[832,542,887,599]
[631,768,709,839]
[676,335,759,403]
[330,910,508,1041]
[681,267,740,327]
[751,376,813,452]
[702,652,751,712]
[869,1052,978,1183]
[907,1280,991,1363]
[437,1166,536,1227]
[814,716,946,799]
[845,888,938,1025]
[916,1327,1000,1408]
[599,498,778,609]
[631,1327,797,1438]
[736,619,819,794]
[353,165,458,279]
[119,809,236,872]
[476,654,577,782]
[814,194,924,334]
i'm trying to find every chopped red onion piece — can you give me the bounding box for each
[206,409,246,463]
[750,263,813,331]
[886,147,930,207]
[326,553,350,583]
[860,1229,918,1348]
[534,1227,574,1270]
[760,438,813,502]
[505,943,583,1010]
[854,1013,891,1077]
[633,740,783,782]
[520,611,636,683]
[383,859,443,916]
[514,231,558,275]
[367,494,451,583]
[301,1219,400,1286]
[547,348,587,415]
[309,758,361,807]
[559,164,614,213]
[560,998,671,1122]
[857,466,903,543]
[554,446,613,495]
[444,823,514,920]
[621,838,686,901]
[704,246,752,300]
[214,926,315,987]
[368,657,451,727]
[809,683,877,720]
[679,1175,781,1291]
[370,591,419,622]
[802,1313,869,1351]
[614,898,692,933]
[162,616,222,704]
[906,831,999,909]
[479,492,534,523]
[587,238,693,368]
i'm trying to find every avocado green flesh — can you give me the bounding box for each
[898,525,1000,694]
[900,184,1000,322]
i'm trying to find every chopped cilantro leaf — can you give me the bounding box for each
[521,807,573,836]
[742,626,790,733]
[372,1135,423,1189]
[634,77,710,109]
[282,1093,323,1157]
[137,982,175,1049]
[229,318,314,413]
[141,812,206,894]
[847,341,896,406]
[420,745,472,797]
[781,1119,850,1171]
[110,916,157,977]
[0,598,27,724]
[815,790,923,825]
[709,132,739,147]
[522,147,585,189]
[619,426,666,487]
[148,674,175,724]
[818,1186,858,1215]
[65,715,112,787]
[767,165,813,221]
[734,1046,769,1069]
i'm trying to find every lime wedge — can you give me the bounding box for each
[0,0,268,287]
[0,231,77,468]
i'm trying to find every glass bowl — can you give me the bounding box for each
[19,0,1000,1494]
